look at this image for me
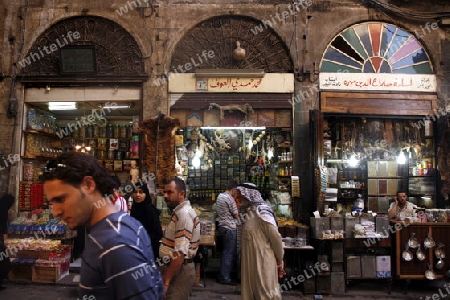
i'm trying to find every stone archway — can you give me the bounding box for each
[20,16,146,78]
[170,15,293,72]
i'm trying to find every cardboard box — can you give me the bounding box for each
[330,217,344,231]
[200,235,215,246]
[376,256,391,278]
[361,256,376,278]
[331,272,345,293]
[331,241,344,263]
[310,217,330,239]
[346,256,361,278]
[316,275,331,294]
[344,217,360,238]
[302,276,315,294]
[331,262,344,272]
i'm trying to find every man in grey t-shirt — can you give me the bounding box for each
[215,180,239,284]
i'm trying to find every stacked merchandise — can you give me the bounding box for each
[6,238,72,283]
[359,218,377,238]
[199,214,215,245]
[354,218,380,238]
[8,209,68,238]
[19,182,44,210]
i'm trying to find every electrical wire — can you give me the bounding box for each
[366,0,450,20]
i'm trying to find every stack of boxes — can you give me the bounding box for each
[309,215,392,294]
[19,182,44,210]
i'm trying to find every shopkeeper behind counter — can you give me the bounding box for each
[387,191,416,220]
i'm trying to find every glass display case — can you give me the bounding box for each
[318,115,439,214]
[406,135,437,208]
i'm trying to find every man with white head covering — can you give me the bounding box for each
[236,183,285,300]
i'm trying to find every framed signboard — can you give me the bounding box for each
[60,46,97,74]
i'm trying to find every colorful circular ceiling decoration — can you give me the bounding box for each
[320,22,433,74]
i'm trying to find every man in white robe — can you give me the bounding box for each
[236,183,285,300]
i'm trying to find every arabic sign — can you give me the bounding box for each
[60,46,96,74]
[319,73,436,92]
[168,73,294,93]
[199,77,263,91]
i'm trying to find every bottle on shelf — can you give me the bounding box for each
[106,123,114,138]
[86,124,94,138]
[114,124,120,138]
[120,124,127,138]
[352,194,364,212]
[93,124,100,138]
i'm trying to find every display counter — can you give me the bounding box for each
[392,221,450,280]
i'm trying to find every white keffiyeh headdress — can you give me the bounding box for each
[236,183,277,227]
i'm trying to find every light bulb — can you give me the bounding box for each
[348,153,358,167]
[397,151,406,164]
[248,138,253,150]
[192,156,201,168]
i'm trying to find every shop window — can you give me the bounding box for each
[321,22,433,74]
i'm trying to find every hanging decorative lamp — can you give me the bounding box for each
[233,40,246,60]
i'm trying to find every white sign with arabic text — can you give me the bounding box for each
[320,72,436,92]
[168,73,294,93]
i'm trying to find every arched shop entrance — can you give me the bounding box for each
[16,16,147,261]
[164,15,300,221]
[315,21,440,218]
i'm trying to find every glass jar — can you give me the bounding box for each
[27,108,37,130]
[23,161,34,181]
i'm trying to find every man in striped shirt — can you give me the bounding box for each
[215,180,238,285]
[160,177,200,299]
[43,152,163,300]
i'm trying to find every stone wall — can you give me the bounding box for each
[0,0,449,219]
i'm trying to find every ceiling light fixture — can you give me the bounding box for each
[49,102,77,111]
[102,102,134,109]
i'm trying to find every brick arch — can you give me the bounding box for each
[170,15,294,73]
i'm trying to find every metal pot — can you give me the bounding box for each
[435,243,445,258]
[402,243,413,262]
[408,233,419,249]
[425,264,436,280]
[436,257,445,270]
[424,233,436,249]
[416,245,426,261]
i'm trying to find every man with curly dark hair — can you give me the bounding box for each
[42,152,163,300]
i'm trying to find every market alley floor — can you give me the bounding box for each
[1,271,450,300]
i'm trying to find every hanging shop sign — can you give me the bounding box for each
[319,73,436,92]
[168,73,294,93]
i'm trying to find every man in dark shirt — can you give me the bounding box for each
[0,193,15,289]
[42,152,163,300]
